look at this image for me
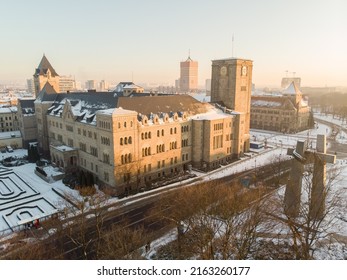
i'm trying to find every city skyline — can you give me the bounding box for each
[0,0,346,88]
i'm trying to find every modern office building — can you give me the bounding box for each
[180,56,198,92]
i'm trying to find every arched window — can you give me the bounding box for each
[161,129,164,136]
[121,155,124,164]
[148,147,151,155]
[120,138,123,145]
[130,121,133,127]
[157,130,160,137]
[142,148,144,157]
[162,144,165,151]
[124,137,128,145]
[174,127,177,134]
[145,132,148,139]
[128,136,132,144]
[170,128,173,134]
[124,122,127,128]
[141,133,144,140]
[148,132,151,138]
[128,154,132,162]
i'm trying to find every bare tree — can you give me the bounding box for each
[98,224,147,259]
[269,164,343,259]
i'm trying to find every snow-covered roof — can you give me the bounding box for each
[251,100,282,107]
[190,107,233,121]
[97,107,137,116]
[0,106,17,114]
[283,82,302,96]
[51,145,76,152]
[0,130,21,139]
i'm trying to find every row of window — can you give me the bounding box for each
[214,123,224,131]
[120,136,132,145]
[169,141,178,150]
[51,121,62,129]
[101,136,111,145]
[77,128,98,139]
[182,139,189,147]
[103,153,110,164]
[182,153,189,161]
[141,132,151,140]
[121,153,132,164]
[213,135,223,149]
[99,121,111,130]
[170,127,177,134]
[156,144,165,153]
[0,116,17,121]
[142,147,151,157]
[0,122,13,127]
[181,125,189,133]
[119,121,133,129]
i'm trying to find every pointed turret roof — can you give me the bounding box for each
[283,81,302,96]
[34,55,59,77]
[36,82,58,101]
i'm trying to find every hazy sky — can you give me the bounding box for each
[0,0,346,87]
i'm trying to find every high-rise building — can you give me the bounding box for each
[59,75,76,92]
[26,79,35,95]
[85,80,97,90]
[33,55,60,97]
[180,56,198,92]
[211,58,253,154]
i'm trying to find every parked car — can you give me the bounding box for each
[6,146,13,153]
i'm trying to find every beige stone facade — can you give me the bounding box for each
[33,55,60,97]
[17,99,37,148]
[30,54,251,195]
[34,89,244,195]
[250,82,311,133]
[0,106,19,133]
[210,58,253,154]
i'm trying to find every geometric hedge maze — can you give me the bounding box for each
[0,168,58,233]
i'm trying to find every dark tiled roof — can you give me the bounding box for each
[18,98,35,109]
[34,55,59,77]
[118,94,209,116]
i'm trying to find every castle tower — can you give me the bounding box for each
[180,55,198,92]
[211,58,253,155]
[282,81,303,106]
[33,55,60,97]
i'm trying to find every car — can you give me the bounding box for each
[6,146,13,153]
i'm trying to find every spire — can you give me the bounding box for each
[186,49,193,62]
[34,54,59,77]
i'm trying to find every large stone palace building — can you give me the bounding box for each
[30,55,253,195]
[250,82,311,133]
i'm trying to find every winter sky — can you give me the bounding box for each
[0,0,346,87]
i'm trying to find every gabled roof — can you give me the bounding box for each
[36,82,58,102]
[283,81,302,96]
[34,55,59,77]
[251,96,296,110]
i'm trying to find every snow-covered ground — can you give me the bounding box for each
[0,149,78,235]
[0,113,346,259]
